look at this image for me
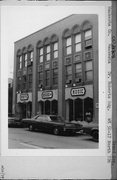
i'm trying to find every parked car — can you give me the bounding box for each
[8,114,23,127]
[22,115,83,135]
[77,121,99,141]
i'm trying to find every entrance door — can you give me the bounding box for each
[45,100,50,115]
[84,97,93,121]
[75,98,83,121]
[52,100,58,115]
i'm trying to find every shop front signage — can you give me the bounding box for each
[71,87,86,96]
[20,93,29,101]
[42,91,53,99]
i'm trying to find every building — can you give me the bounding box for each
[8,78,13,115]
[13,14,98,122]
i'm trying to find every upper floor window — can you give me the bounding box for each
[84,29,92,48]
[53,68,58,85]
[29,51,33,62]
[24,53,27,67]
[28,74,32,89]
[39,48,43,63]
[75,63,82,82]
[53,42,58,59]
[45,70,50,86]
[66,37,72,55]
[46,45,50,61]
[75,34,81,52]
[19,55,22,69]
[85,60,93,81]
[38,72,43,86]
[66,65,72,83]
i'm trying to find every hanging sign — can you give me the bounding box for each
[20,93,29,101]
[42,91,53,99]
[71,87,86,96]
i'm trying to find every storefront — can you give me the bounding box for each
[65,85,93,122]
[16,92,32,118]
[37,89,58,115]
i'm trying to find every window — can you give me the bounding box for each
[75,34,81,52]
[38,72,43,85]
[84,29,92,48]
[23,75,26,90]
[45,70,50,86]
[28,74,32,89]
[39,48,43,63]
[53,42,58,59]
[53,69,58,85]
[19,56,22,69]
[46,45,50,61]
[85,60,93,81]
[29,51,33,62]
[24,53,27,67]
[66,37,72,55]
[66,65,72,83]
[75,63,82,82]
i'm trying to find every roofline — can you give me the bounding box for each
[14,14,75,43]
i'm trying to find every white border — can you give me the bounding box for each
[1,2,110,157]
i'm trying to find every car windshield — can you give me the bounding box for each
[50,116,64,122]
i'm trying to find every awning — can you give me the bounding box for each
[65,84,93,100]
[17,92,32,103]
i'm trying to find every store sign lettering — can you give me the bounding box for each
[71,87,86,96]
[42,91,53,99]
[20,93,29,101]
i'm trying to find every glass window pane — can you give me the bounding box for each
[40,56,43,63]
[46,54,50,61]
[40,48,43,55]
[47,45,50,53]
[25,54,27,60]
[54,51,58,58]
[66,66,72,75]
[66,37,71,46]
[54,42,58,50]
[85,61,92,71]
[75,43,81,52]
[66,46,72,55]
[85,30,92,40]
[75,63,82,73]
[85,71,93,81]
[75,34,81,43]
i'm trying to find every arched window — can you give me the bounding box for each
[28,44,34,63]
[37,41,43,64]
[17,49,22,70]
[82,21,93,49]
[63,29,72,56]
[43,37,51,61]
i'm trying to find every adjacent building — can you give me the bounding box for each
[13,14,98,122]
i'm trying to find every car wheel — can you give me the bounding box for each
[29,125,34,131]
[92,130,98,141]
[53,128,59,135]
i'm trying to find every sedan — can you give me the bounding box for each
[78,121,99,141]
[8,115,22,127]
[22,115,83,135]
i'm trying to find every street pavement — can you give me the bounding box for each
[8,127,98,149]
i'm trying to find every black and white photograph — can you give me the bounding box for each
[8,13,99,149]
[0,1,115,179]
